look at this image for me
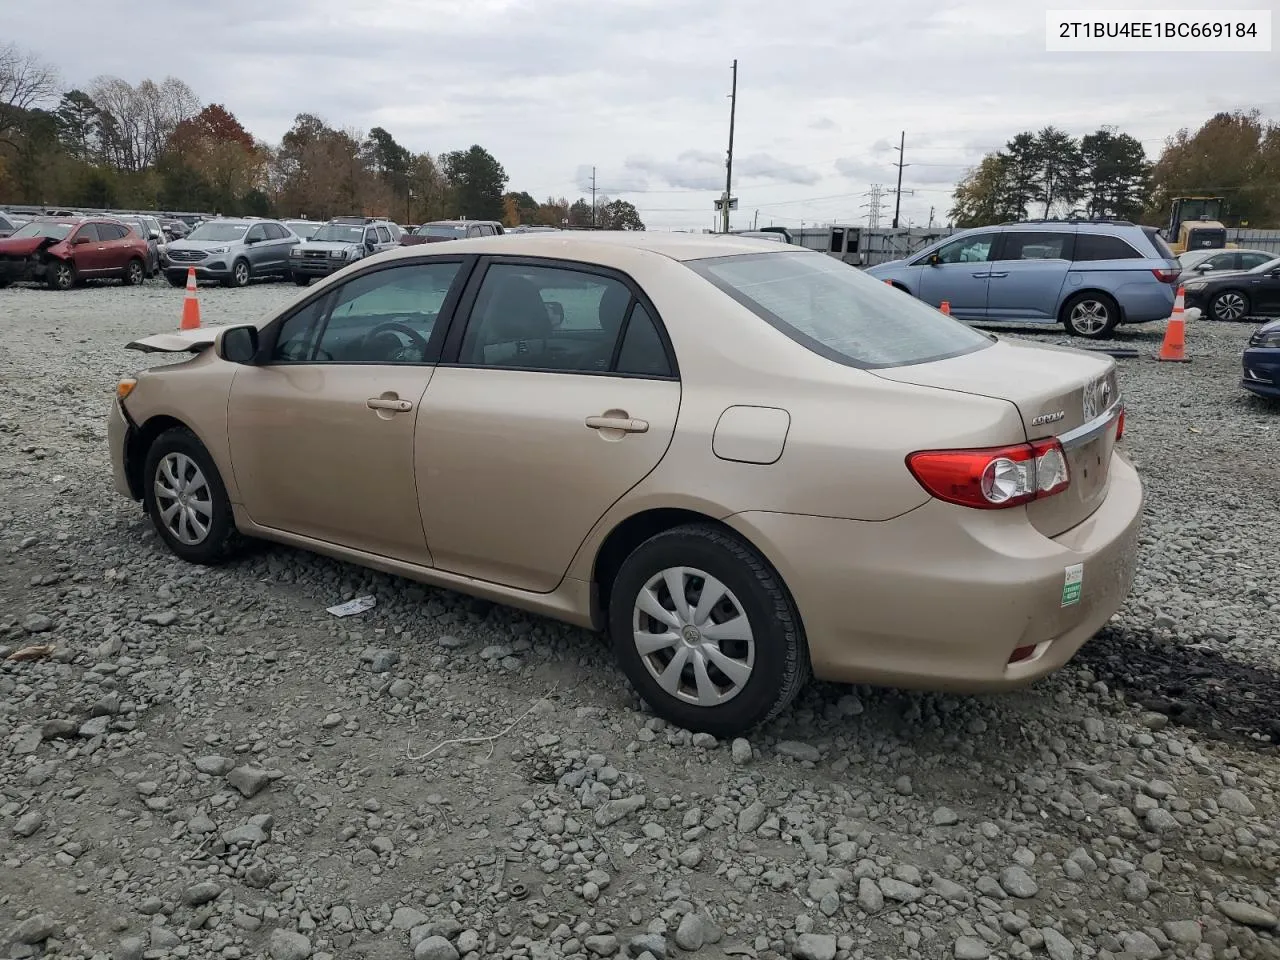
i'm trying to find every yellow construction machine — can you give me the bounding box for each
[1164,197,1231,254]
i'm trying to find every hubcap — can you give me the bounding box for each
[154,452,213,545]
[632,566,755,707]
[1214,293,1245,321]
[1069,300,1109,335]
[235,263,248,284]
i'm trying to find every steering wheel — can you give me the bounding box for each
[365,321,428,352]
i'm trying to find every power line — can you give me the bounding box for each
[861,184,887,228]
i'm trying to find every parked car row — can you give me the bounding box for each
[0,215,152,289]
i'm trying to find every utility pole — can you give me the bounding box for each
[722,59,738,234]
[590,166,597,228]
[891,131,908,229]
[928,206,935,228]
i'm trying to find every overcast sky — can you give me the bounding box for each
[7,0,1278,229]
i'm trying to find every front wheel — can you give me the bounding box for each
[293,273,310,287]
[122,258,145,286]
[1062,292,1119,339]
[224,259,250,288]
[142,428,239,565]
[1210,290,1249,322]
[47,260,76,291]
[608,524,810,737]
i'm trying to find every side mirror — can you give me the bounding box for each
[926,253,941,266]
[216,325,259,364]
[246,235,262,244]
[1195,262,1212,271]
[150,230,162,240]
[73,236,91,245]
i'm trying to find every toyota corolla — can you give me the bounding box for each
[108,233,1142,735]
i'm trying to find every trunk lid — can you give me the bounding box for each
[126,325,232,353]
[874,338,1122,537]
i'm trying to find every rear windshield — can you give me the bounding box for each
[687,250,992,369]
[1143,227,1176,260]
[416,224,467,239]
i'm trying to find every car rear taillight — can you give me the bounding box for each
[1115,407,1125,441]
[1152,268,1180,284]
[906,439,1071,510]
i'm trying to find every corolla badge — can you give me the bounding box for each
[1031,411,1066,426]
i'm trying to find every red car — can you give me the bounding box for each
[0,216,150,290]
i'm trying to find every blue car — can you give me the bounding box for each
[866,220,1181,340]
[1242,319,1280,400]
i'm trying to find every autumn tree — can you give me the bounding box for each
[950,155,1020,227]
[442,145,507,220]
[160,104,264,213]
[406,151,448,222]
[0,42,60,147]
[535,196,570,227]
[502,190,539,226]
[90,75,200,171]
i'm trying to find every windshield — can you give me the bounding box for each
[1178,251,1212,267]
[187,222,248,242]
[416,224,466,239]
[287,222,318,238]
[687,250,993,369]
[312,224,365,243]
[11,221,75,240]
[1249,257,1280,274]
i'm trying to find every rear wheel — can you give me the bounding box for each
[608,523,810,737]
[293,273,311,287]
[1210,290,1249,322]
[1062,292,1119,339]
[47,260,76,291]
[122,258,145,286]
[143,428,239,565]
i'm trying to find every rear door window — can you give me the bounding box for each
[999,232,1073,260]
[1239,252,1272,269]
[1075,234,1142,261]
[376,226,391,243]
[688,250,992,369]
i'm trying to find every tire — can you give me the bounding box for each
[47,260,76,291]
[142,427,239,565]
[1210,290,1249,322]
[293,273,311,287]
[1062,291,1119,339]
[122,258,145,286]
[224,258,251,288]
[608,523,811,737]
[166,273,187,288]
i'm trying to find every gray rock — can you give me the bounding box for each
[878,877,921,903]
[269,930,313,960]
[794,933,837,960]
[183,881,223,906]
[41,718,79,740]
[858,876,885,912]
[114,937,145,960]
[674,912,716,952]
[11,728,42,755]
[738,800,767,833]
[1145,808,1179,833]
[998,865,1038,898]
[932,806,960,826]
[627,934,667,958]
[1119,931,1161,960]
[78,715,110,737]
[227,765,278,798]
[586,934,620,956]
[392,907,431,930]
[22,613,54,633]
[1162,920,1203,945]
[593,794,646,826]
[194,755,235,775]
[389,679,416,699]
[141,610,178,626]
[677,845,704,868]
[731,738,752,765]
[1217,901,1277,928]
[13,811,43,837]
[775,740,820,762]
[953,937,990,960]
[1218,789,1256,816]
[150,927,180,949]
[370,649,399,673]
[11,915,59,944]
[222,823,268,847]
[414,935,460,960]
[1041,928,1074,960]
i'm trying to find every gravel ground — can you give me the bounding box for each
[1,279,1277,960]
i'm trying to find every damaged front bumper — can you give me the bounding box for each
[0,255,54,284]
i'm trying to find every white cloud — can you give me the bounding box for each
[4,0,1275,229]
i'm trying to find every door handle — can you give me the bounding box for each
[586,415,648,433]
[987,272,1009,278]
[971,272,990,278]
[367,397,413,412]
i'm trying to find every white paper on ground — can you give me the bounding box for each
[326,595,376,617]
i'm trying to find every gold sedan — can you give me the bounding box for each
[109,232,1142,736]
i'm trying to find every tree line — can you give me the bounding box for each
[950,111,1280,229]
[0,42,646,230]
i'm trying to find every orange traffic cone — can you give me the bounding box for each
[884,278,893,285]
[939,300,951,316]
[1157,285,1190,362]
[180,268,201,330]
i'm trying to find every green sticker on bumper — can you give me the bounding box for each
[1062,563,1083,606]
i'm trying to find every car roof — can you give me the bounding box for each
[370,230,803,264]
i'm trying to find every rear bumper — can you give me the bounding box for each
[1115,283,1176,324]
[726,450,1144,692]
[1242,347,1280,399]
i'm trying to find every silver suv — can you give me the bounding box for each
[288,217,403,285]
[162,217,300,288]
